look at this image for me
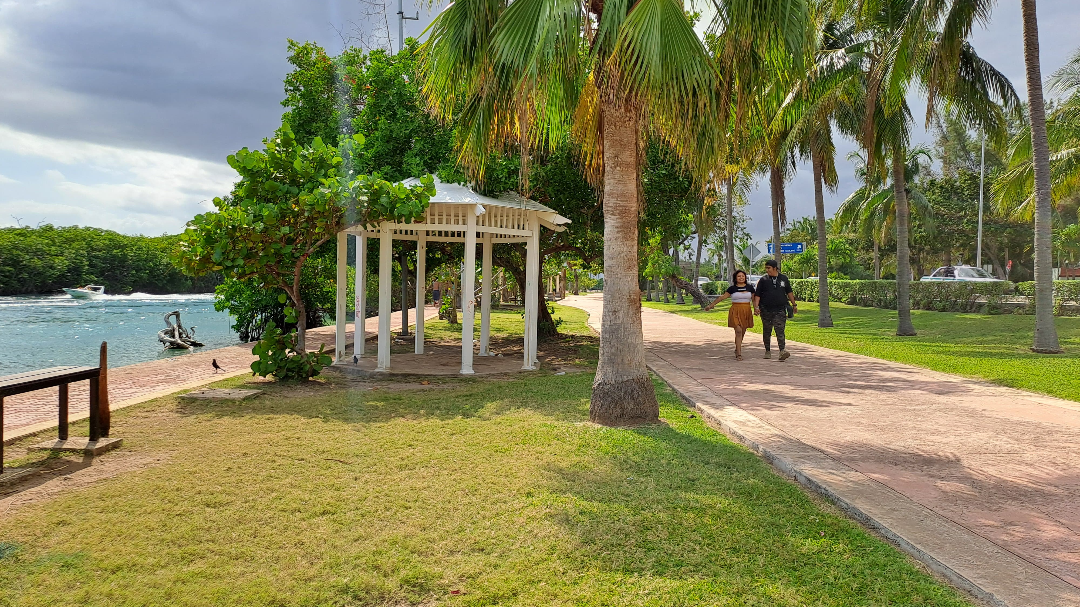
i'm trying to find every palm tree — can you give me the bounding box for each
[835,148,936,278]
[420,0,809,424]
[842,0,1018,336]
[1019,0,1062,352]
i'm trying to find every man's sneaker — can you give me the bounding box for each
[778,350,790,361]
[763,351,771,359]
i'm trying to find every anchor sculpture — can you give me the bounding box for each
[157,310,204,350]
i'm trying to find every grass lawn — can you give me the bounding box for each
[0,304,972,606]
[644,298,1080,402]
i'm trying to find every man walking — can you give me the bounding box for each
[753,259,797,361]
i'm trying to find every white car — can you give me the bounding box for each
[695,276,712,287]
[921,265,1003,282]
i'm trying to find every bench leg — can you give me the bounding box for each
[59,383,69,441]
[88,378,100,443]
[1,395,4,474]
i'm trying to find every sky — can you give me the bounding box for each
[0,0,1077,240]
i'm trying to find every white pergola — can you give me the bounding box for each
[333,178,570,374]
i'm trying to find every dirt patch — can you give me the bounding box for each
[0,451,167,514]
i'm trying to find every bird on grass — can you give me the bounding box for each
[212,359,223,373]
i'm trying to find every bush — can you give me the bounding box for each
[250,321,333,381]
[702,281,729,296]
[791,279,1016,313]
[1015,281,1080,315]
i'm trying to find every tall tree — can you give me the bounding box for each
[844,0,1018,335]
[420,0,808,425]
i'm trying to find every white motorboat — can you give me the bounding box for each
[63,285,106,299]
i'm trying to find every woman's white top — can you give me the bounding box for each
[727,284,755,303]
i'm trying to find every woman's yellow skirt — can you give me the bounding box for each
[728,302,754,328]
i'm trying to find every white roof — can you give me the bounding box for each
[400,176,565,217]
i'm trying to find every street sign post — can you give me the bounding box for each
[767,242,805,255]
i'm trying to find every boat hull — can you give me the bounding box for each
[63,288,105,300]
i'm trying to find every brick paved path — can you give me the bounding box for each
[564,294,1080,606]
[2,307,437,439]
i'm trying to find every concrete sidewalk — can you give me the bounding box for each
[2,307,438,442]
[564,294,1080,607]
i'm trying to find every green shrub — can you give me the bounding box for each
[791,279,1016,313]
[250,321,333,381]
[702,281,729,296]
[1015,281,1080,316]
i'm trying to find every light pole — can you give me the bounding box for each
[397,0,419,53]
[977,132,986,269]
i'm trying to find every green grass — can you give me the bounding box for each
[0,304,973,606]
[645,299,1080,402]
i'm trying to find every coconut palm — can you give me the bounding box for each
[841,0,1018,336]
[420,0,809,424]
[835,148,936,278]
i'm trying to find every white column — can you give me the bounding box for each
[355,234,367,358]
[527,216,540,368]
[335,231,347,361]
[523,216,538,370]
[479,234,492,356]
[377,225,392,371]
[415,231,427,354]
[461,211,477,374]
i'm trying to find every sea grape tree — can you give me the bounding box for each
[176,122,434,350]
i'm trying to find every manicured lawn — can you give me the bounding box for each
[644,299,1080,402]
[0,304,972,606]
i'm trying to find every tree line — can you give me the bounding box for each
[0,225,220,296]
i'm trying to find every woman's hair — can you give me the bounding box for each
[732,270,748,284]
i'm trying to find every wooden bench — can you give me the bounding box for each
[0,343,110,474]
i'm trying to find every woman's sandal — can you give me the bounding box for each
[736,353,743,361]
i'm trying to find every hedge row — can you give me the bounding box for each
[789,280,1019,313]
[701,278,1080,314]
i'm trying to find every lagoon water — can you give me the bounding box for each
[0,293,238,376]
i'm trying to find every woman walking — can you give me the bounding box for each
[704,270,756,360]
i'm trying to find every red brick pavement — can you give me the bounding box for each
[2,307,437,438]
[563,294,1080,605]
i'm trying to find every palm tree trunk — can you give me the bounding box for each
[590,101,659,425]
[873,236,881,280]
[1021,0,1063,353]
[770,165,784,267]
[673,245,684,304]
[694,232,703,287]
[892,148,916,336]
[725,178,736,281]
[813,155,833,328]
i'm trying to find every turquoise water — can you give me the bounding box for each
[0,293,238,376]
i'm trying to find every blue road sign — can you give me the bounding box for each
[767,242,805,255]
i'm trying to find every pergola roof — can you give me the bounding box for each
[401,177,561,214]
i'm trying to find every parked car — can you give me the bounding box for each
[921,265,1003,282]
[695,276,711,287]
[747,274,764,287]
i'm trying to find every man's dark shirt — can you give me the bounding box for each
[755,273,793,311]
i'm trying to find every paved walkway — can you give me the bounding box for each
[563,294,1080,607]
[2,307,438,440]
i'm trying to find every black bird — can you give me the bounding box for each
[212,359,223,373]
[353,355,358,364]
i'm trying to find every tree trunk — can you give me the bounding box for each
[294,298,308,351]
[725,178,736,281]
[673,246,684,304]
[1021,0,1063,352]
[694,232,703,289]
[813,155,833,328]
[892,148,917,336]
[590,101,659,426]
[670,274,712,308]
[770,164,785,268]
[873,236,881,280]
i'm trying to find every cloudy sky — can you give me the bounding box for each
[0,0,1077,240]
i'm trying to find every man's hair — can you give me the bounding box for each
[764,259,779,269]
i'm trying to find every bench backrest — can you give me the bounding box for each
[0,366,101,397]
